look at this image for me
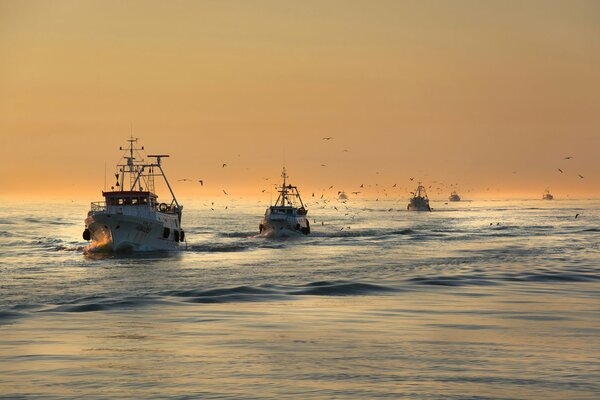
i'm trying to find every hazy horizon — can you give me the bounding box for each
[1,1,599,200]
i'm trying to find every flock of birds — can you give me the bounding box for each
[174,137,588,224]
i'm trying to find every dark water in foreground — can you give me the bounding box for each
[1,199,599,399]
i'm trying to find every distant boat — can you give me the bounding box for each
[82,137,185,252]
[448,191,461,202]
[259,168,310,235]
[338,192,349,201]
[542,189,554,200]
[407,182,432,212]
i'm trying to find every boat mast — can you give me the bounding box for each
[280,167,287,207]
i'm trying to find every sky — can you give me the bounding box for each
[1,0,599,201]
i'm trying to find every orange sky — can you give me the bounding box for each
[1,0,599,201]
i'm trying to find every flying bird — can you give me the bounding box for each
[575,213,580,219]
[222,163,227,168]
[351,191,361,195]
[558,168,563,173]
[222,189,228,195]
[564,156,573,159]
[578,174,584,179]
[409,177,414,181]
[321,164,327,167]
[178,178,192,181]
[198,180,203,186]
[322,137,333,140]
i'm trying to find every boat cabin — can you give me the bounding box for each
[103,191,157,207]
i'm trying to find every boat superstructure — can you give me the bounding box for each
[407,182,432,211]
[259,168,310,236]
[542,189,554,200]
[83,137,185,252]
[449,191,461,202]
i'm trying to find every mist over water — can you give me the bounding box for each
[1,199,599,399]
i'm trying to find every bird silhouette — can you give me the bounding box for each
[321,164,327,167]
[322,137,333,140]
[575,213,580,219]
[558,168,563,173]
[222,190,228,195]
[564,156,573,159]
[578,174,584,179]
[222,163,227,168]
[409,177,414,181]
[178,178,192,181]
[198,180,203,186]
[351,191,361,195]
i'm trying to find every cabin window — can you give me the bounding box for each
[180,230,185,241]
[163,227,170,239]
[141,198,148,205]
[117,198,124,205]
[173,230,180,242]
[131,198,139,205]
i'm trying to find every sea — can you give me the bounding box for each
[0,198,599,399]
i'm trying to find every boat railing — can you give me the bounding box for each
[90,201,107,212]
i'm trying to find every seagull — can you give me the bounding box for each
[564,156,573,159]
[329,185,334,189]
[392,184,396,187]
[343,149,348,152]
[222,189,228,195]
[578,174,584,179]
[409,177,414,181]
[360,184,364,188]
[351,191,361,195]
[222,163,227,168]
[558,168,563,173]
[178,178,192,181]
[261,189,266,193]
[575,213,580,219]
[322,137,333,140]
[312,192,315,197]
[321,164,327,167]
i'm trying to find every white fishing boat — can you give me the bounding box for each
[259,168,310,236]
[449,190,461,202]
[542,189,554,200]
[82,137,185,252]
[407,182,432,211]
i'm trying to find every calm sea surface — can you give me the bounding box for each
[0,199,599,399]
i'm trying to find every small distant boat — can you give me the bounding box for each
[338,191,349,201]
[448,191,461,202]
[259,168,310,236]
[407,182,432,212]
[542,189,554,200]
[82,137,185,252]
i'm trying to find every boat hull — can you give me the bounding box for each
[84,212,182,252]
[407,199,431,212]
[259,216,310,236]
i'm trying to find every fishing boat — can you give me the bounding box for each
[407,182,432,211]
[259,168,310,236]
[542,189,554,200]
[448,190,461,202]
[82,137,185,252]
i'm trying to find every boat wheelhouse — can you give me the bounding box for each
[407,182,432,212]
[542,189,554,200]
[259,168,310,236]
[83,137,185,252]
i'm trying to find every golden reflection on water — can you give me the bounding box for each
[1,287,598,399]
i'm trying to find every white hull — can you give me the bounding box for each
[260,214,310,236]
[85,212,182,252]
